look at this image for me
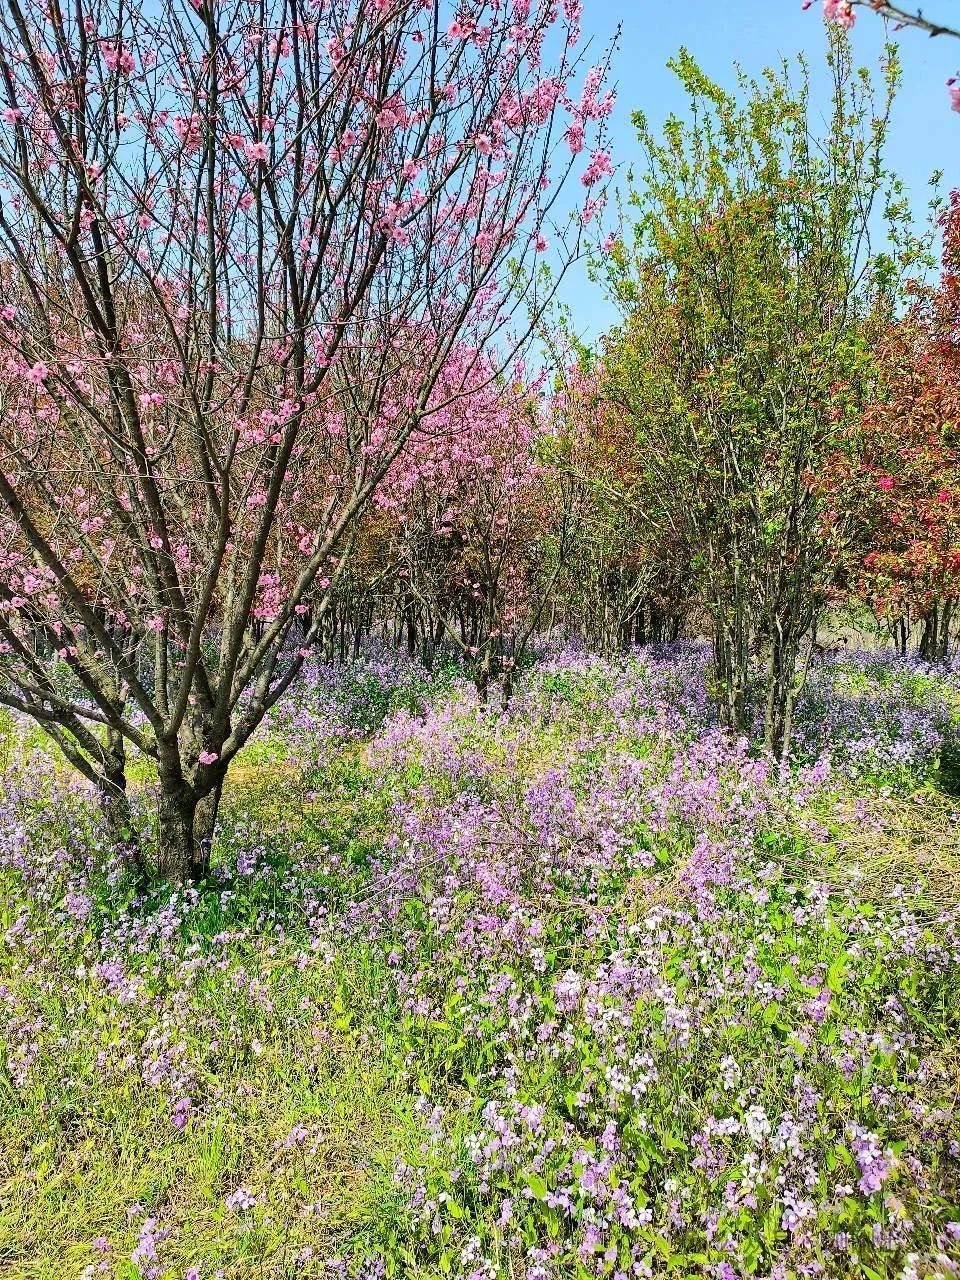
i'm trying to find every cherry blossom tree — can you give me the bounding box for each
[0,0,613,880]
[376,350,577,700]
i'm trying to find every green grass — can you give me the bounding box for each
[1,651,959,1279]
[0,911,426,1278]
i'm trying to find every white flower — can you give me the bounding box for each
[745,1104,771,1145]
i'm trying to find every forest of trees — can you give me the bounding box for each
[0,0,957,879]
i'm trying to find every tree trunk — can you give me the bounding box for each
[713,621,750,736]
[502,670,514,705]
[474,657,490,704]
[95,728,147,877]
[156,772,220,885]
[156,778,198,883]
[97,775,133,839]
[194,780,223,882]
[919,601,953,663]
[763,632,795,761]
[763,617,817,761]
[406,606,417,657]
[944,599,955,660]
[97,767,143,878]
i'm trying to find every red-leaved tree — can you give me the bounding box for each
[823,193,960,658]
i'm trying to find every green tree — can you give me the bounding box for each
[597,37,922,757]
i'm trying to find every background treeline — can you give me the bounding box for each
[310,46,960,760]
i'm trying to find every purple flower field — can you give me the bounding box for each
[1,644,959,1280]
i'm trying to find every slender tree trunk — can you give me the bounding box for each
[95,727,148,877]
[944,599,955,661]
[713,619,750,736]
[95,727,130,833]
[919,610,937,662]
[763,613,817,761]
[474,655,490,704]
[919,601,953,663]
[97,774,133,840]
[194,780,223,881]
[406,606,417,657]
[763,630,796,761]
[97,765,138,860]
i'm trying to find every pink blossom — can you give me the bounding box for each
[244,139,269,164]
[527,76,562,125]
[172,114,202,153]
[581,149,613,187]
[823,0,855,28]
[579,67,614,122]
[198,750,219,765]
[103,44,135,76]
[376,96,408,131]
[500,94,524,130]
[25,363,49,385]
[582,196,602,225]
[950,80,960,113]
[564,121,585,155]
[877,476,895,491]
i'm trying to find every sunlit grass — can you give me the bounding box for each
[0,646,958,1278]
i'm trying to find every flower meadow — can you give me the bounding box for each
[1,644,959,1280]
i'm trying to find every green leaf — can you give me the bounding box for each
[827,952,849,993]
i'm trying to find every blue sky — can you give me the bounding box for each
[559,0,960,343]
